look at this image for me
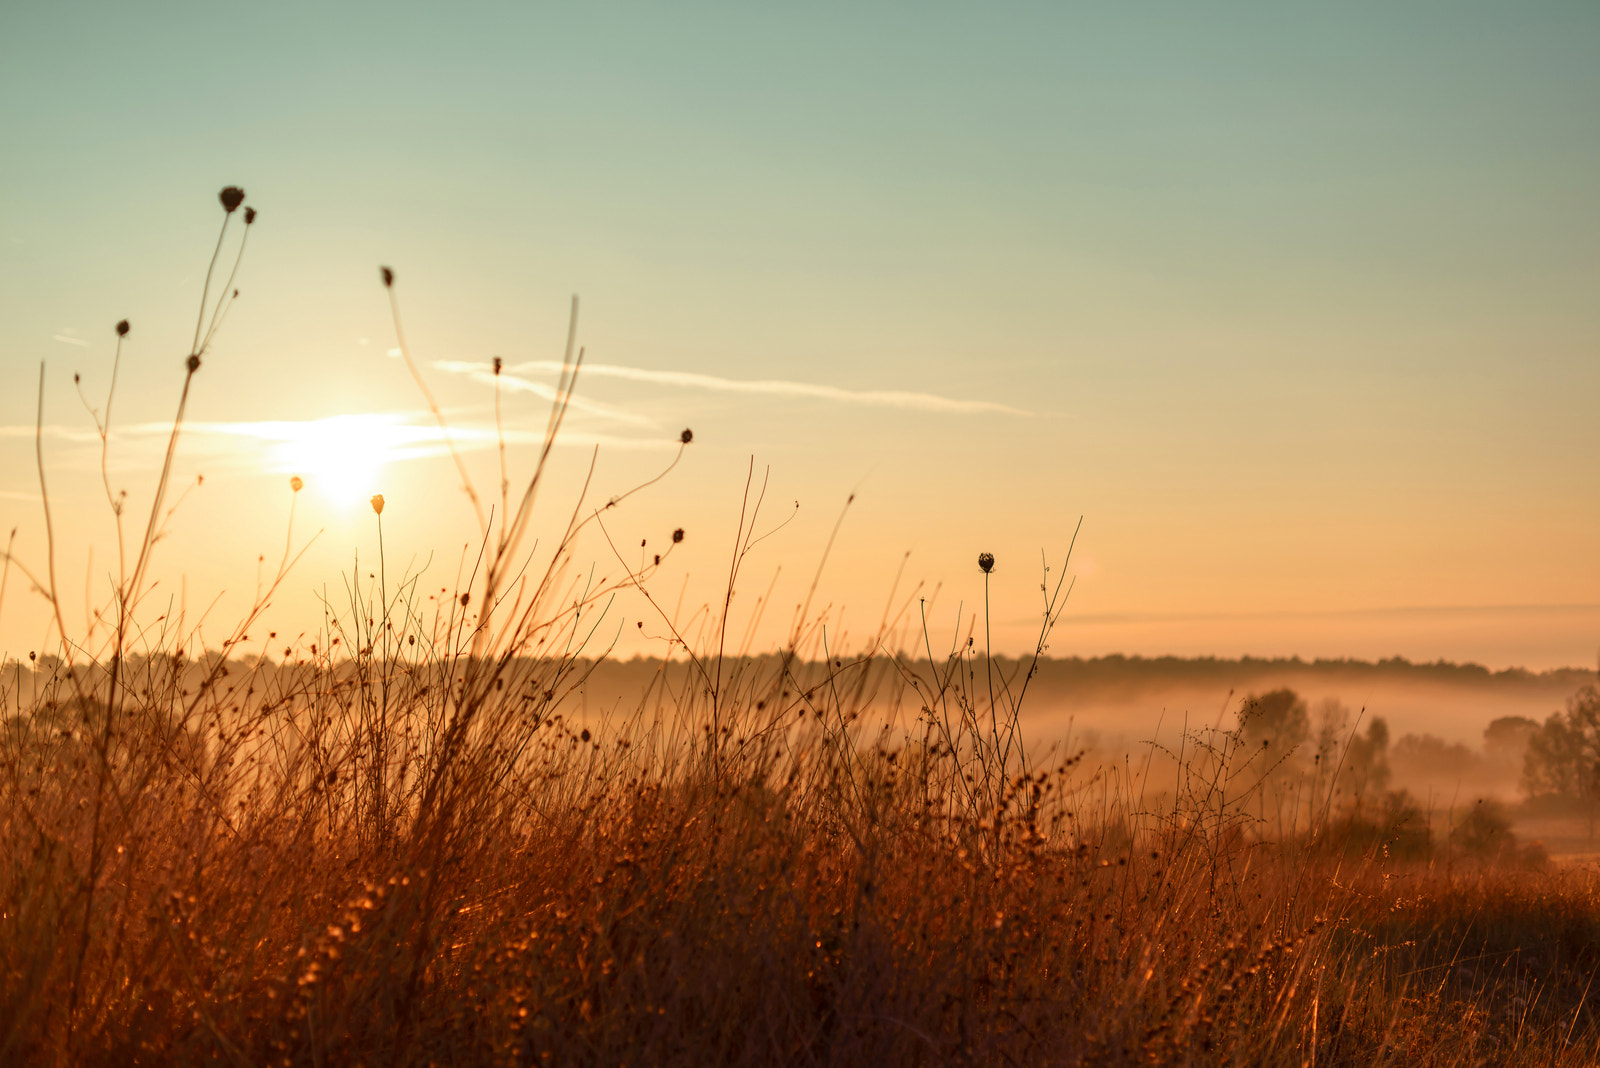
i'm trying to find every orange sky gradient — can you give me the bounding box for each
[2,4,1597,669]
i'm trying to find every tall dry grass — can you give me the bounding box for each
[3,190,1599,1066]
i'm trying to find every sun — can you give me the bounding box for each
[272,414,397,507]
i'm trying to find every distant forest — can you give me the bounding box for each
[5,650,1590,723]
[498,652,1597,720]
[964,653,1596,692]
[567,652,1595,694]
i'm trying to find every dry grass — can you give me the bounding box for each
[3,190,1599,1066]
[6,644,1600,1066]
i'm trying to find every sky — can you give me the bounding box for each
[1,2,1597,670]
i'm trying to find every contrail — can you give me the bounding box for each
[432,362,655,426]
[500,360,1031,416]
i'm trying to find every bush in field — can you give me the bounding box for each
[1328,788,1432,860]
[1453,798,1516,859]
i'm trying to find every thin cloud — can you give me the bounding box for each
[187,414,673,463]
[52,334,90,347]
[509,360,1031,416]
[0,425,103,443]
[432,362,656,426]
[0,412,675,477]
[1058,604,1600,626]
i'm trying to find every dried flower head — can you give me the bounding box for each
[493,356,503,376]
[370,494,385,515]
[459,592,470,607]
[219,186,246,213]
[380,266,394,288]
[115,319,130,337]
[978,552,995,574]
[680,428,693,444]
[244,206,257,225]
[672,528,685,544]
[186,354,201,373]
[290,475,304,493]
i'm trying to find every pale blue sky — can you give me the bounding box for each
[2,3,1597,666]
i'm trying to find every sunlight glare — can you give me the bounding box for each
[272,414,401,507]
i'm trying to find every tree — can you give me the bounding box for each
[1484,715,1539,782]
[1522,683,1600,831]
[1340,717,1392,801]
[1238,688,1310,756]
[1485,715,1539,751]
[1307,698,1391,811]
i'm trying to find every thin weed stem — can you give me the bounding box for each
[382,269,486,533]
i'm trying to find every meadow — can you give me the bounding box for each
[4,190,1599,1066]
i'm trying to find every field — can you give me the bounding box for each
[6,641,1600,1066]
[4,191,1599,1066]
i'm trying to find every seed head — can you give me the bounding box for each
[459,592,470,607]
[380,266,395,288]
[244,206,257,225]
[978,552,995,574]
[115,319,130,337]
[493,356,503,376]
[290,475,304,493]
[186,354,201,373]
[218,186,246,213]
[680,428,693,445]
[370,494,385,515]
[672,528,684,544]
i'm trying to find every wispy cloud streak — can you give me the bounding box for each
[504,360,1031,416]
[0,425,104,443]
[0,412,675,477]
[431,362,655,426]
[187,415,670,462]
